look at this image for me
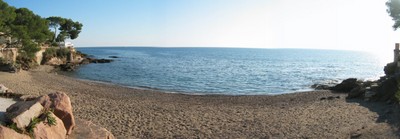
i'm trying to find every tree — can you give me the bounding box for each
[10,8,53,46]
[46,16,64,42]
[387,0,400,30]
[46,17,83,43]
[0,0,16,36]
[59,19,83,41]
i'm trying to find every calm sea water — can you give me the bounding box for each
[67,47,384,95]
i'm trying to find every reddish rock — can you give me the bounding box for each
[33,113,67,139]
[5,101,44,129]
[69,118,115,139]
[0,125,30,139]
[35,92,75,135]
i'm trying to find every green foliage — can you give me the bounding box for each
[47,16,83,42]
[10,8,53,44]
[387,0,400,30]
[42,47,72,64]
[26,117,41,135]
[0,0,83,69]
[6,123,22,133]
[56,48,71,58]
[44,110,57,126]
[42,47,56,61]
[47,16,64,42]
[0,0,16,33]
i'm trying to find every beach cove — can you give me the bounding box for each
[0,66,398,138]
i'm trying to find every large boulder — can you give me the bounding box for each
[69,118,115,139]
[5,101,44,129]
[35,92,75,135]
[0,125,30,139]
[330,78,359,93]
[384,62,397,76]
[33,113,67,139]
[371,76,399,101]
[346,86,366,99]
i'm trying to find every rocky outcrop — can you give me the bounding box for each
[0,125,30,139]
[45,57,65,66]
[59,62,77,71]
[33,113,66,139]
[372,76,399,102]
[86,58,114,63]
[384,62,396,76]
[35,92,75,135]
[69,118,115,139]
[5,101,44,129]
[346,86,364,99]
[330,78,359,93]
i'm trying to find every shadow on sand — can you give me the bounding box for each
[346,98,400,136]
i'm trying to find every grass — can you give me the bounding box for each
[5,109,57,137]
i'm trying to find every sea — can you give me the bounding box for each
[66,47,386,95]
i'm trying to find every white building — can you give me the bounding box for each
[59,42,74,48]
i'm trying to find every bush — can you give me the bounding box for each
[41,47,71,64]
[42,47,56,64]
[16,55,37,70]
[20,41,40,60]
[56,48,70,58]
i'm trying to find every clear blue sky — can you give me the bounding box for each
[4,0,400,55]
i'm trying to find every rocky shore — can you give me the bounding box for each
[0,66,398,138]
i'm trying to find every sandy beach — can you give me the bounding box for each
[0,66,398,138]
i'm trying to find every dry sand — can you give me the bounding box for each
[0,66,399,138]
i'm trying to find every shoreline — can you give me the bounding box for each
[0,67,398,138]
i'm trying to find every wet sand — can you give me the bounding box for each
[0,66,398,138]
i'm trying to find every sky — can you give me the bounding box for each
[4,0,400,56]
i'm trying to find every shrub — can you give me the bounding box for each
[56,48,70,58]
[42,47,57,64]
[41,47,72,64]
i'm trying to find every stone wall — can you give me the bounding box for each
[0,48,18,63]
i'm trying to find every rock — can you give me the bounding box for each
[19,95,39,101]
[80,59,90,64]
[45,57,64,66]
[69,118,115,139]
[87,58,114,64]
[35,92,75,135]
[311,84,331,90]
[59,62,76,72]
[384,62,396,76]
[0,125,30,139]
[330,78,359,93]
[364,91,377,101]
[372,76,398,101]
[0,84,8,94]
[33,113,66,139]
[346,86,366,99]
[5,101,44,129]
[108,56,119,58]
[350,130,362,138]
